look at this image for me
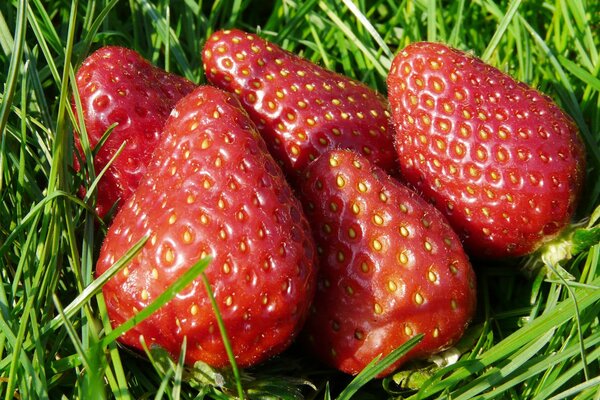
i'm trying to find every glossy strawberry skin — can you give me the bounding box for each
[95,86,317,368]
[202,29,397,178]
[388,42,586,258]
[73,46,196,219]
[299,149,476,376]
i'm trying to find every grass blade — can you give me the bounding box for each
[101,257,211,347]
[47,236,148,332]
[481,0,523,62]
[1,0,598,398]
[412,276,600,399]
[547,375,600,400]
[0,0,27,193]
[337,334,423,400]
[200,273,245,400]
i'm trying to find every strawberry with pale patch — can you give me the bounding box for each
[96,86,317,368]
[202,28,397,178]
[299,149,476,376]
[387,42,586,258]
[73,46,196,219]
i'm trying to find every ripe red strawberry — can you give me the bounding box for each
[387,42,586,258]
[73,46,196,219]
[202,29,397,178]
[95,86,317,368]
[299,149,476,376]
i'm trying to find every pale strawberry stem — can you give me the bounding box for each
[526,210,600,278]
[524,218,600,383]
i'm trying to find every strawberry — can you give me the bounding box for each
[299,149,476,376]
[202,29,397,178]
[73,46,196,219]
[95,86,317,368]
[387,42,586,258]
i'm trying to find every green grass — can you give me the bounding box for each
[1,0,599,398]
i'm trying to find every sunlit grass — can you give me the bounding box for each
[0,0,598,398]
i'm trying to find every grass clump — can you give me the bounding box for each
[0,0,599,399]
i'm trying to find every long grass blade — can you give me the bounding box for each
[481,0,523,62]
[337,334,423,400]
[1,0,598,398]
[0,0,27,193]
[101,257,211,347]
[547,375,600,400]
[200,273,245,400]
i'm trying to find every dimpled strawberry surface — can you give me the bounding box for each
[202,29,397,179]
[96,86,317,368]
[73,46,196,218]
[299,149,476,376]
[388,42,586,258]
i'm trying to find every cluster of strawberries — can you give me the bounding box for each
[75,29,585,376]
